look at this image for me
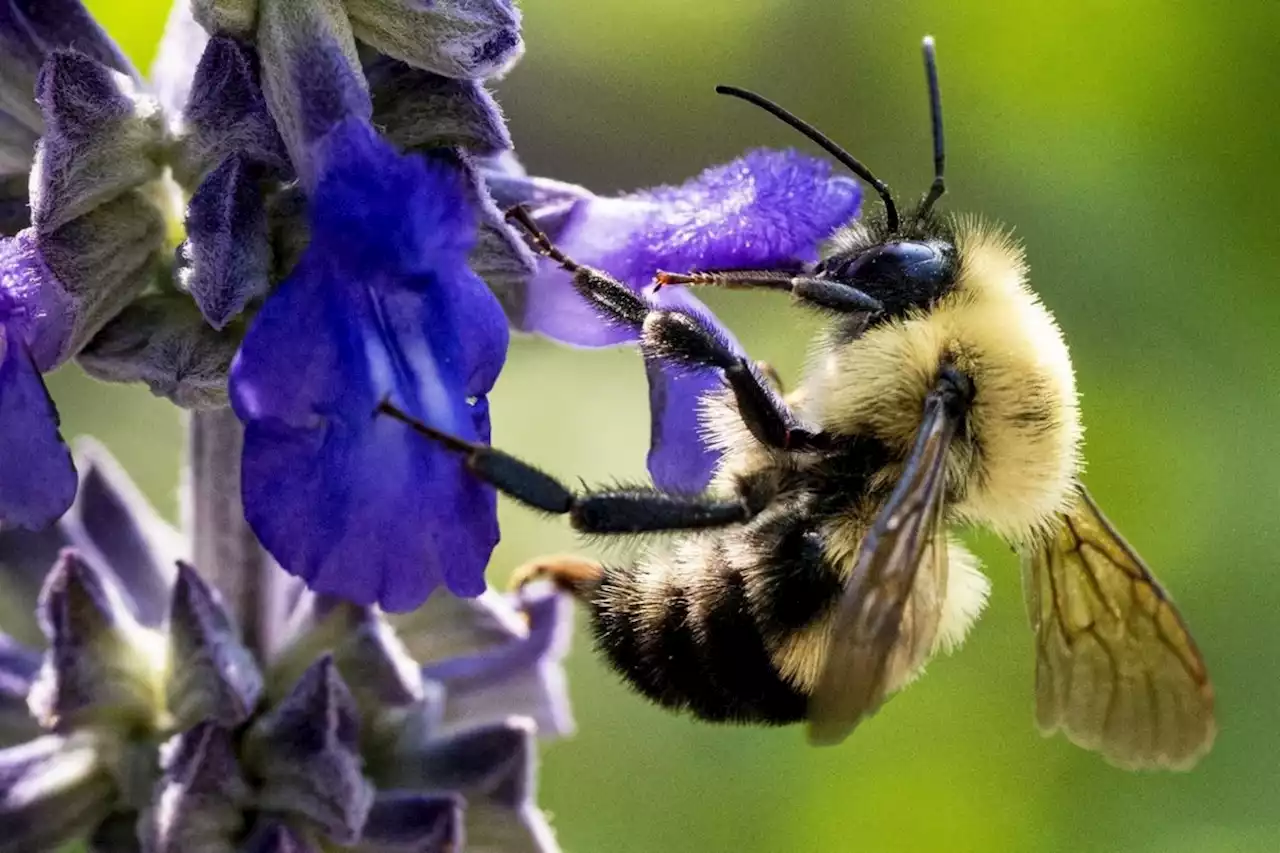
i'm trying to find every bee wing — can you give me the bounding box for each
[806,390,962,746]
[1022,485,1216,769]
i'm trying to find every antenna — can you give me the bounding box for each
[918,36,946,219]
[715,84,900,233]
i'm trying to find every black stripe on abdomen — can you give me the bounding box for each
[588,563,806,725]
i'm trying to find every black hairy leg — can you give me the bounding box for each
[504,206,828,452]
[376,401,769,534]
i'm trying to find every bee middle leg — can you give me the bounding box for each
[377,401,772,533]
[505,206,827,453]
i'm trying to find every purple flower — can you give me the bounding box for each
[229,119,509,612]
[486,150,862,490]
[0,442,573,852]
[0,5,168,530]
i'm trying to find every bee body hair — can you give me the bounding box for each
[578,218,1075,722]
[804,218,1082,542]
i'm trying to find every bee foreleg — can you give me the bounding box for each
[376,400,769,533]
[653,270,882,315]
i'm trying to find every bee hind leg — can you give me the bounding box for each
[510,555,604,599]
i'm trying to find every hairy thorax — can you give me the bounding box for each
[801,221,1083,543]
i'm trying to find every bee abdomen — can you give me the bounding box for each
[588,558,808,725]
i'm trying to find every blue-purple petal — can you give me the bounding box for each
[644,358,723,492]
[231,257,496,610]
[606,148,860,278]
[640,290,747,491]
[0,229,74,370]
[0,323,75,529]
[498,149,858,489]
[513,148,860,344]
[230,121,507,609]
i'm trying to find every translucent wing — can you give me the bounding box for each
[1022,485,1216,769]
[806,388,962,745]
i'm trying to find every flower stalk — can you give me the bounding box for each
[185,406,285,660]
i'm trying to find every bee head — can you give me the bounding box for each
[814,226,958,318]
[718,36,952,318]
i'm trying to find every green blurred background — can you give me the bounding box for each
[64,2,1280,851]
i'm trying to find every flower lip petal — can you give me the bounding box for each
[0,323,76,530]
[231,121,507,609]
[640,290,750,492]
[505,149,861,346]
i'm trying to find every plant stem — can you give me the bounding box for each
[186,407,288,660]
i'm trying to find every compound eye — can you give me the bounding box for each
[825,240,955,314]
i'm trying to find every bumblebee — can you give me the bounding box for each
[381,38,1215,769]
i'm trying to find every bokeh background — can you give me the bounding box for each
[62,2,1280,851]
